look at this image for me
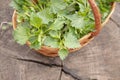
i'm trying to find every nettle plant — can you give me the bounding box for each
[10,0,119,60]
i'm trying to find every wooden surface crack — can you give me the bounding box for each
[62,66,91,80]
[15,58,62,68]
[15,57,91,80]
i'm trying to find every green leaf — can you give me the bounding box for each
[13,26,29,45]
[58,48,69,60]
[28,35,41,50]
[71,17,85,29]
[107,0,120,2]
[30,13,42,28]
[50,0,67,13]
[37,9,54,24]
[29,36,37,43]
[49,30,60,38]
[64,32,81,48]
[66,14,85,29]
[50,18,65,30]
[30,41,41,50]
[44,36,59,48]
[10,0,23,11]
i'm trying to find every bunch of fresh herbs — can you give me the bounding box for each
[10,0,119,60]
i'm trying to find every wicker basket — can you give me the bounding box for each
[12,0,116,57]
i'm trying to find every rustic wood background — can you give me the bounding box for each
[0,0,120,80]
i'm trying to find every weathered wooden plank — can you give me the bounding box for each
[22,62,61,80]
[0,53,20,80]
[0,0,13,23]
[63,18,120,80]
[0,53,61,80]
[111,3,120,26]
[61,72,74,80]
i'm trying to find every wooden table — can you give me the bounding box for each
[0,0,120,80]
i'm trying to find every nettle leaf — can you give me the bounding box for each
[58,48,69,60]
[13,26,29,45]
[10,0,21,11]
[50,0,67,13]
[51,18,65,30]
[30,41,41,50]
[64,32,81,48]
[71,17,85,29]
[10,0,25,11]
[29,36,38,43]
[66,14,85,29]
[44,36,59,48]
[28,35,41,50]
[49,30,60,38]
[37,9,54,24]
[77,1,86,12]
[30,13,42,28]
